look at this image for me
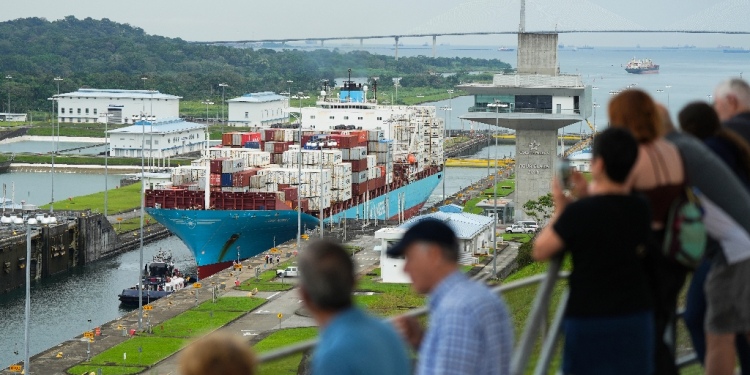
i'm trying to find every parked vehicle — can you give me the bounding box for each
[518,220,539,231]
[505,224,534,234]
[276,266,299,277]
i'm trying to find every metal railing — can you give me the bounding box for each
[468,106,581,115]
[257,255,699,373]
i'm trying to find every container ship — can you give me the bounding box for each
[145,80,445,277]
[625,57,659,74]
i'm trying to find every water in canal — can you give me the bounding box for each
[0,140,107,155]
[0,172,128,207]
[0,236,196,369]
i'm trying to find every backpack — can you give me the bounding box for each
[647,145,707,269]
[662,186,707,269]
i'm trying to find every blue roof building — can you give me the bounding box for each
[376,209,498,282]
[227,92,288,128]
[107,118,206,158]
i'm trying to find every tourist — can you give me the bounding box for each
[714,78,750,139]
[533,127,653,375]
[609,90,686,375]
[298,239,411,375]
[678,102,750,375]
[392,220,513,375]
[179,333,256,375]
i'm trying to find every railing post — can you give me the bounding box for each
[533,290,569,375]
[510,255,563,375]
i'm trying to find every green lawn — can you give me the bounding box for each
[193,297,265,312]
[255,328,319,375]
[237,261,296,292]
[81,337,188,367]
[354,269,425,317]
[114,214,152,233]
[7,154,183,166]
[67,364,146,375]
[502,233,532,243]
[462,179,516,214]
[41,182,142,213]
[150,310,243,337]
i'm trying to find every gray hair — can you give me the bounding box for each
[715,78,750,107]
[298,239,354,311]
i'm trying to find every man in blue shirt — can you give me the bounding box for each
[392,220,513,375]
[299,239,411,375]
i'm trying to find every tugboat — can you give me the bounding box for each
[118,250,186,305]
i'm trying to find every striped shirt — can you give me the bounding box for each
[417,271,514,375]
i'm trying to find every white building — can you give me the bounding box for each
[568,149,592,172]
[0,113,27,122]
[107,118,206,158]
[375,209,496,283]
[227,92,288,127]
[56,89,181,124]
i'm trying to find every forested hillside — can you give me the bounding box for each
[0,16,511,112]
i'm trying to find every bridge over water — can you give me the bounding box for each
[192,0,750,58]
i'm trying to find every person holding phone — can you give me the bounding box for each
[533,127,654,375]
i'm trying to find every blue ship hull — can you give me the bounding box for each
[147,173,442,277]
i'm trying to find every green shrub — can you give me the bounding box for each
[516,241,535,268]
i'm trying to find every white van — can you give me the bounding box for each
[518,220,539,231]
[277,266,299,277]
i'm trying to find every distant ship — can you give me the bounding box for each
[558,44,565,48]
[578,45,594,49]
[497,46,515,52]
[625,57,659,74]
[724,48,750,54]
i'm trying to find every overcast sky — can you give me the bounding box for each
[1,0,746,47]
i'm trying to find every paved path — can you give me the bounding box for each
[142,238,383,375]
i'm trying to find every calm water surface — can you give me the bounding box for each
[0,237,196,369]
[0,172,128,207]
[0,141,106,155]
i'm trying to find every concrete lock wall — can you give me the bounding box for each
[517,33,558,76]
[515,128,557,221]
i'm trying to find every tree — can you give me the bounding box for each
[522,193,554,226]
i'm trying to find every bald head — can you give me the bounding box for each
[714,78,750,121]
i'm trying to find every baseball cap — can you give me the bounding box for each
[386,219,459,257]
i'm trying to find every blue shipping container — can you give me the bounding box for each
[244,141,260,149]
[221,173,233,187]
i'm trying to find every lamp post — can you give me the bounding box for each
[286,80,293,124]
[707,94,713,103]
[2,213,39,375]
[439,105,451,203]
[47,96,57,213]
[665,85,672,109]
[393,77,402,105]
[54,77,63,153]
[201,101,214,147]
[219,83,228,134]
[487,101,507,278]
[5,75,12,115]
[132,113,155,330]
[100,113,114,216]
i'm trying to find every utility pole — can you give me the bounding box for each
[219,83,228,134]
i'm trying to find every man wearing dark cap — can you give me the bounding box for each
[299,239,411,375]
[391,220,513,375]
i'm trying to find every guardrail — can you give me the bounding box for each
[257,255,698,373]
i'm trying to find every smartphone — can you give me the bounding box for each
[556,157,572,190]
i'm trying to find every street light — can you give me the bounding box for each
[439,105,452,203]
[286,80,293,124]
[201,101,214,146]
[219,83,228,134]
[1,213,40,375]
[100,112,114,217]
[5,75,12,115]
[46,96,57,213]
[707,94,713,103]
[132,113,155,330]
[393,77,402,105]
[665,85,672,109]
[487,101,508,278]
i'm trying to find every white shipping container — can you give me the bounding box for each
[368,129,385,141]
[341,148,350,160]
[349,147,367,160]
[376,152,392,164]
[322,150,343,165]
[366,155,377,168]
[283,129,294,142]
[352,170,368,183]
[333,163,353,176]
[368,167,381,180]
[308,196,332,211]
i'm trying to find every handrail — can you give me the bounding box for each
[511,255,563,375]
[257,266,571,363]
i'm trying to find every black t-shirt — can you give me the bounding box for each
[553,194,653,317]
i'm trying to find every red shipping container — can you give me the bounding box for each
[210,158,227,174]
[249,132,261,142]
[222,133,233,146]
[282,187,298,201]
[351,130,367,143]
[350,159,368,172]
[264,129,276,141]
[273,142,288,153]
[338,135,357,148]
[210,173,222,186]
